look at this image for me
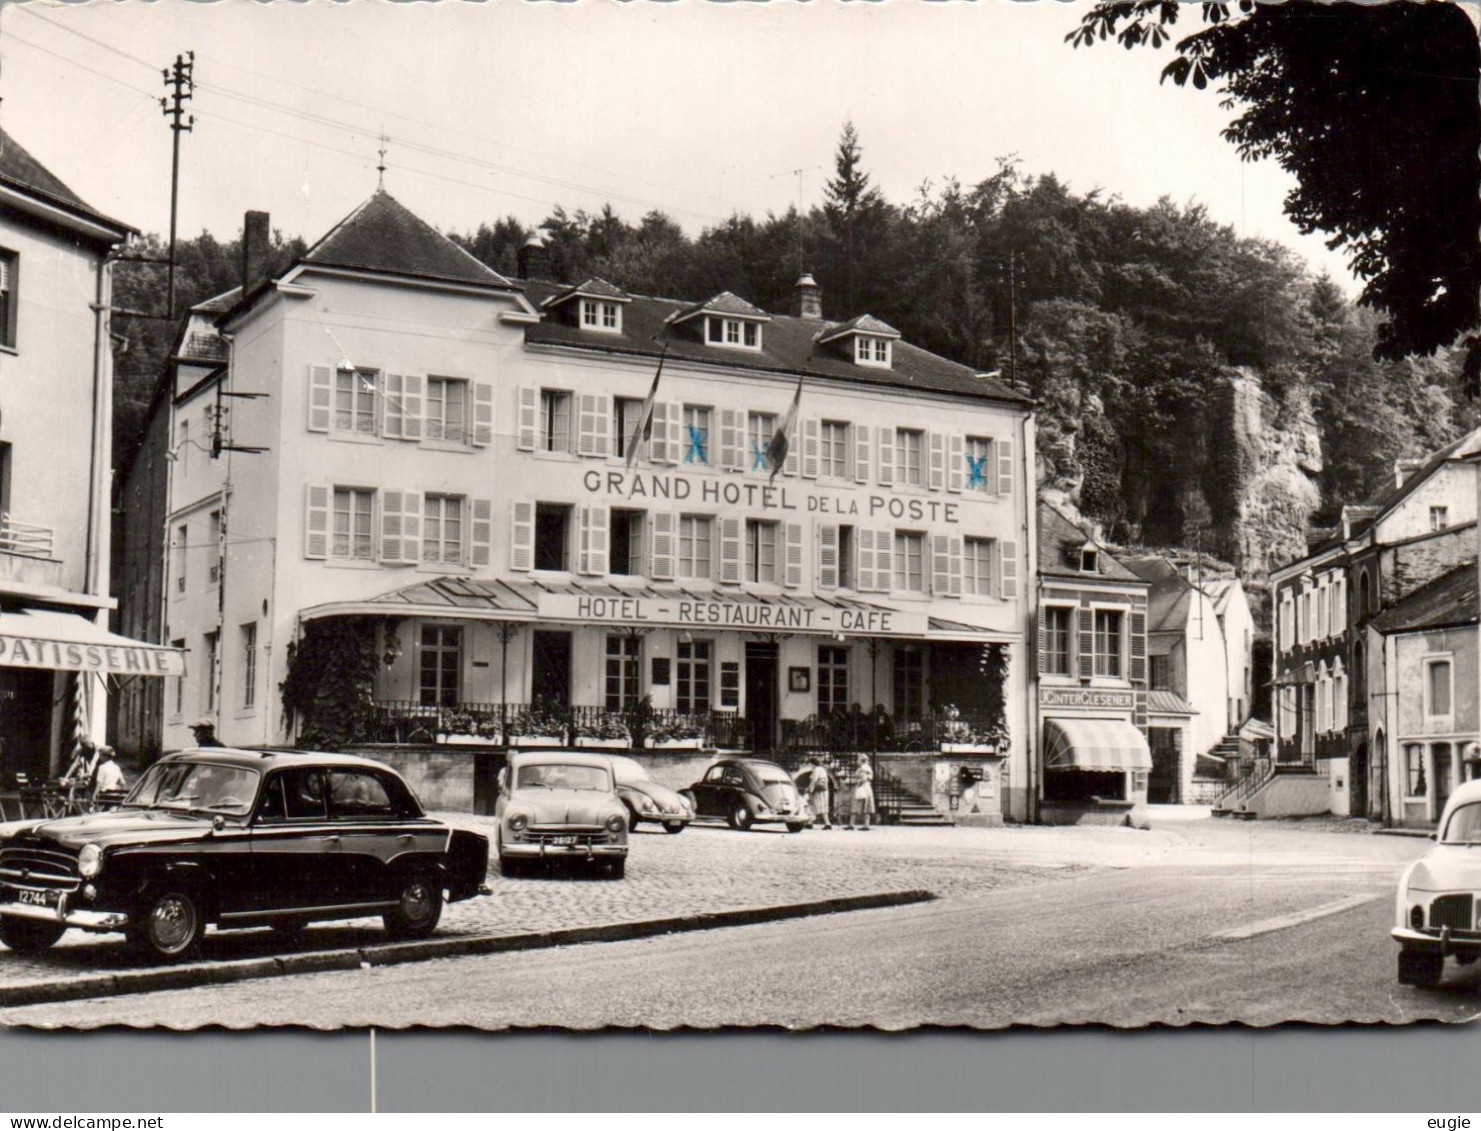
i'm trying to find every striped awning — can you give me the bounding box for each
[1043,718,1152,772]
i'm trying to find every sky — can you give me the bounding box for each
[0,0,1358,290]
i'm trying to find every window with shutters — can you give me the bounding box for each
[678,515,713,580]
[332,488,376,560]
[854,336,891,368]
[613,398,643,459]
[964,437,995,493]
[604,634,641,710]
[745,520,777,584]
[610,509,645,576]
[893,532,925,592]
[682,406,711,465]
[895,429,924,487]
[817,645,850,715]
[747,413,776,473]
[423,494,465,566]
[540,390,573,452]
[1426,657,1453,719]
[838,525,854,589]
[1043,606,1072,676]
[0,250,17,348]
[962,537,995,597]
[819,421,850,479]
[676,640,712,713]
[706,316,761,350]
[580,299,621,333]
[418,625,462,707]
[425,378,468,443]
[534,504,572,571]
[1092,609,1124,679]
[240,622,257,710]
[893,648,924,720]
[334,368,378,434]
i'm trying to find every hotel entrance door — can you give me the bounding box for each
[744,643,778,753]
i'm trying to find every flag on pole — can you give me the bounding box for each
[765,374,804,483]
[625,345,668,470]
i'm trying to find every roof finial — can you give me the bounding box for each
[376,131,388,190]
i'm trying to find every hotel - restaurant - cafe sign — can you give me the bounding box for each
[538,593,930,637]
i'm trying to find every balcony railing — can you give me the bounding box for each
[781,710,1004,755]
[0,513,54,560]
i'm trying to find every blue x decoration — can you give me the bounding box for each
[752,439,770,471]
[965,452,989,490]
[686,424,709,464]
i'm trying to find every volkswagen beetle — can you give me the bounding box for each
[0,749,490,962]
[682,757,809,832]
[1393,777,1481,987]
[494,751,629,878]
[608,754,692,834]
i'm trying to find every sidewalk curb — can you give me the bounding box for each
[1373,828,1433,839]
[0,889,936,1010]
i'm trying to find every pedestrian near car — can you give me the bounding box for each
[847,753,874,831]
[807,759,833,829]
[92,746,125,799]
[190,718,224,747]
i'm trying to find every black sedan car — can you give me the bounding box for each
[0,749,489,961]
[682,757,809,832]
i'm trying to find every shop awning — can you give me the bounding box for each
[0,609,186,677]
[1044,718,1152,772]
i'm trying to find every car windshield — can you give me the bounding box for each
[753,764,792,785]
[516,763,611,792]
[124,761,260,817]
[608,756,647,786]
[1441,801,1481,844]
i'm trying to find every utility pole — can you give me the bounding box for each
[160,52,194,321]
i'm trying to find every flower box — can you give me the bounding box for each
[941,742,997,755]
[437,733,504,746]
[646,737,704,751]
[577,737,629,750]
[510,735,564,748]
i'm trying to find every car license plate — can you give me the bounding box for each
[550,836,578,847]
[15,888,57,908]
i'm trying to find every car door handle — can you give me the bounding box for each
[323,835,340,847]
[398,834,413,843]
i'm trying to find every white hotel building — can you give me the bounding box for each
[143,189,1039,822]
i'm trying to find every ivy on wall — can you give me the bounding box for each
[280,618,382,750]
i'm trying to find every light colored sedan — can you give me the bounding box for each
[494,751,629,879]
[1393,777,1481,987]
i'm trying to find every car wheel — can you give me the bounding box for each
[728,802,754,831]
[0,917,65,953]
[383,876,443,940]
[662,820,686,835]
[133,890,206,962]
[786,821,808,833]
[1397,948,1444,988]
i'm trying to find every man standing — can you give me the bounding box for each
[92,746,126,800]
[190,718,225,748]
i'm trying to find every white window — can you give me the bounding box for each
[580,299,621,333]
[817,645,850,714]
[706,316,760,350]
[963,537,995,596]
[614,397,644,460]
[423,494,465,566]
[1093,609,1124,679]
[820,420,850,479]
[676,640,711,714]
[540,389,573,453]
[965,436,995,493]
[678,516,713,580]
[1431,505,1449,531]
[895,429,924,487]
[893,532,925,592]
[1426,658,1453,718]
[854,336,891,368]
[682,405,711,465]
[746,520,777,584]
[240,622,257,710]
[425,377,468,444]
[334,367,378,434]
[604,634,641,710]
[747,412,777,473]
[332,487,375,560]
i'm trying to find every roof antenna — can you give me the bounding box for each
[376,131,388,190]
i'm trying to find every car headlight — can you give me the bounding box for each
[508,813,529,833]
[78,843,103,878]
[1410,904,1425,930]
[605,812,626,834]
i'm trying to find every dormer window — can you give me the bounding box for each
[706,316,760,351]
[855,336,891,368]
[581,300,621,333]
[1080,547,1099,573]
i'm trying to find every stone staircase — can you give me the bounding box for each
[877,774,954,827]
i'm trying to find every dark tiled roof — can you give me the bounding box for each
[1121,555,1193,632]
[817,313,900,342]
[194,287,241,314]
[1350,428,1481,536]
[1036,502,1141,582]
[519,280,1032,406]
[301,190,517,290]
[669,291,770,323]
[0,125,132,237]
[542,277,629,307]
[1370,562,1478,633]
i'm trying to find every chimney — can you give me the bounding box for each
[240,210,271,293]
[517,234,550,281]
[792,272,823,320]
[1393,458,1425,488]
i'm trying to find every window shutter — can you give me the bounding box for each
[1130,610,1147,683]
[383,373,406,439]
[402,491,422,563]
[998,539,1018,600]
[509,501,533,571]
[650,511,676,580]
[928,432,946,492]
[718,517,742,584]
[517,387,538,451]
[997,435,1015,496]
[931,534,951,596]
[720,409,743,472]
[578,394,600,457]
[854,424,871,484]
[856,529,875,593]
[594,394,612,458]
[579,505,609,576]
[877,428,895,487]
[472,382,494,447]
[1078,607,1094,680]
[802,419,819,479]
[783,429,800,478]
[947,435,964,493]
[1036,604,1047,675]
[307,366,332,433]
[817,523,839,589]
[666,402,682,466]
[304,485,329,559]
[650,402,671,464]
[948,535,962,597]
[784,522,803,588]
[874,529,893,593]
[470,499,493,569]
[381,489,407,563]
[402,375,424,441]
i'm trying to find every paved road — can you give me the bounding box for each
[3,816,1460,1029]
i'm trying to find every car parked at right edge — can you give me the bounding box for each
[1393,777,1481,987]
